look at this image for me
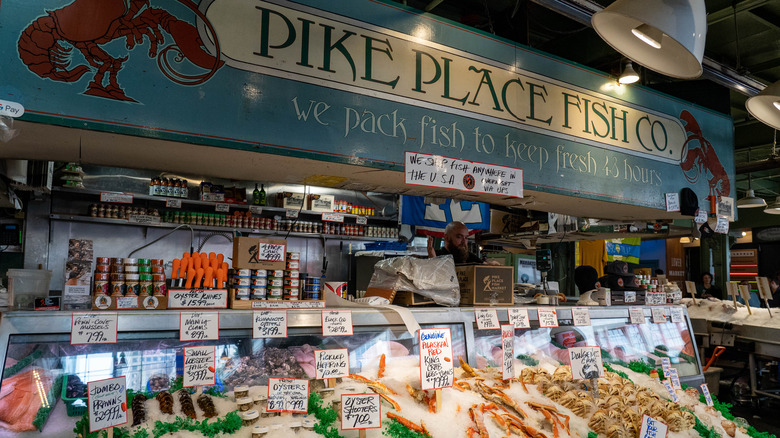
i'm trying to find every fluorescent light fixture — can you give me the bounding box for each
[737,189,767,208]
[765,196,780,214]
[631,24,663,49]
[619,61,640,84]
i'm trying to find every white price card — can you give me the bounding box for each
[356,216,368,225]
[215,203,230,213]
[714,215,729,234]
[572,308,591,326]
[661,358,671,378]
[249,205,263,215]
[100,192,133,204]
[315,348,350,380]
[405,151,523,198]
[684,281,697,298]
[253,310,288,338]
[166,198,182,208]
[739,284,752,303]
[179,312,219,341]
[501,325,514,381]
[258,242,285,262]
[645,292,666,305]
[670,307,685,324]
[651,307,667,324]
[756,276,773,300]
[700,384,714,406]
[668,367,682,390]
[321,212,345,222]
[322,310,354,336]
[267,378,309,413]
[695,209,708,223]
[419,328,454,390]
[167,289,228,308]
[87,376,127,432]
[624,291,637,303]
[537,308,559,328]
[508,308,531,328]
[341,393,381,430]
[72,313,118,345]
[568,346,604,380]
[475,308,500,330]
[128,214,161,225]
[182,345,216,387]
[665,193,680,212]
[663,380,679,402]
[639,414,668,438]
[116,296,138,309]
[629,308,645,324]
[286,209,300,218]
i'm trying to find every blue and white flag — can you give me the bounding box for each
[401,196,490,237]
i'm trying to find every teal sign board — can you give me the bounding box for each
[0,0,734,211]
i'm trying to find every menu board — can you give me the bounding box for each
[507,308,530,328]
[71,313,118,345]
[182,346,216,387]
[322,310,354,336]
[179,312,219,341]
[314,349,350,380]
[501,325,514,381]
[571,308,591,326]
[418,328,454,390]
[475,308,500,330]
[267,378,309,413]
[537,308,559,328]
[253,310,288,338]
[87,376,127,432]
[341,394,381,430]
[568,346,603,380]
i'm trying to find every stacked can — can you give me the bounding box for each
[284,252,300,300]
[94,257,111,297]
[151,259,166,296]
[250,269,267,300]
[268,269,284,300]
[231,269,251,300]
[304,276,321,300]
[96,257,166,297]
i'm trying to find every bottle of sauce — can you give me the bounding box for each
[181,179,188,199]
[253,184,261,205]
[258,184,267,206]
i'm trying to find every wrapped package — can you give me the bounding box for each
[368,255,460,306]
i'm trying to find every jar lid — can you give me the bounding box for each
[240,410,259,420]
[234,385,250,393]
[253,426,269,433]
[237,397,253,405]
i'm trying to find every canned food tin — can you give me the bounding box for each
[283,278,299,288]
[267,287,283,300]
[251,287,266,299]
[137,258,151,266]
[235,287,251,300]
[95,264,111,273]
[232,276,251,287]
[251,278,267,287]
[94,273,109,295]
[285,260,299,270]
[151,259,164,266]
[305,292,321,300]
[96,257,111,265]
[286,252,300,261]
[268,278,283,288]
[235,269,251,277]
[251,269,267,278]
[285,270,299,278]
[271,270,284,278]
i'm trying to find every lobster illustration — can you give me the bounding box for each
[679,109,730,199]
[17,0,223,102]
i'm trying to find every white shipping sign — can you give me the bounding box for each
[571,308,591,326]
[651,307,667,323]
[322,310,354,336]
[670,307,685,324]
[638,414,668,438]
[253,310,288,338]
[405,152,523,198]
[341,394,381,430]
[183,346,216,387]
[72,313,118,345]
[537,308,559,327]
[475,308,500,330]
[665,193,680,212]
[315,348,350,379]
[568,346,604,380]
[501,325,514,381]
[267,378,309,412]
[88,376,127,432]
[180,312,219,341]
[508,308,531,328]
[629,308,645,324]
[168,289,228,308]
[419,328,454,390]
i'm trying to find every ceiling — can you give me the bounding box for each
[394,0,780,204]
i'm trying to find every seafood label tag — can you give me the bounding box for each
[253,310,288,338]
[668,367,682,390]
[568,346,603,380]
[71,313,118,345]
[662,380,679,402]
[267,378,309,412]
[661,358,671,378]
[665,192,680,212]
[315,348,349,379]
[700,384,714,406]
[475,308,500,330]
[501,325,514,380]
[341,393,381,430]
[629,307,645,324]
[651,307,667,323]
[179,312,219,341]
[182,346,215,387]
[571,308,591,326]
[87,376,127,432]
[537,308,559,328]
[418,327,454,390]
[639,414,668,438]
[670,307,685,323]
[508,308,531,328]
[322,310,354,336]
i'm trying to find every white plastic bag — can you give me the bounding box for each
[368,255,460,306]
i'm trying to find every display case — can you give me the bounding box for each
[0,306,704,437]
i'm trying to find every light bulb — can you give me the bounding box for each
[631,24,663,49]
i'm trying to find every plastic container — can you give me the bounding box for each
[61,375,88,417]
[7,269,52,310]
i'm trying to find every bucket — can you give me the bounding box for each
[7,269,53,310]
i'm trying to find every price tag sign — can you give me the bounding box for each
[356,216,368,225]
[87,376,127,432]
[739,284,752,303]
[756,276,773,300]
[638,414,668,438]
[571,308,591,326]
[700,384,714,407]
[624,290,637,303]
[661,357,671,378]
[166,198,182,208]
[475,308,500,330]
[322,310,354,336]
[419,328,454,390]
[651,307,667,323]
[315,348,350,380]
[116,296,138,309]
[695,209,708,223]
[286,209,299,218]
[182,345,216,387]
[568,346,604,380]
[665,193,680,212]
[629,308,645,324]
[537,308,559,328]
[249,205,263,215]
[168,289,228,308]
[662,380,679,402]
[670,307,685,324]
[179,312,219,341]
[128,214,161,225]
[258,242,285,262]
[714,215,729,234]
[71,313,118,345]
[668,367,682,389]
[100,192,133,204]
[684,281,697,299]
[267,378,309,413]
[215,203,230,213]
[508,308,531,328]
[645,292,666,305]
[322,212,345,222]
[341,394,381,430]
[253,310,287,338]
[501,325,514,381]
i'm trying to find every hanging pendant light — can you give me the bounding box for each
[746,81,780,130]
[618,61,640,84]
[737,174,766,208]
[591,0,707,79]
[765,196,780,215]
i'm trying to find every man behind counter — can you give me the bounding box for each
[426,221,484,264]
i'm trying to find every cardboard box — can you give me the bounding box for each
[232,237,287,270]
[456,265,514,306]
[308,194,335,212]
[365,287,436,306]
[278,192,305,209]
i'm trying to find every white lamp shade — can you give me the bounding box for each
[766,196,780,215]
[591,0,707,79]
[745,80,780,130]
[619,62,640,84]
[737,189,767,208]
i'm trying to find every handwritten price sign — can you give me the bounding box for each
[537,308,559,328]
[418,328,453,390]
[341,394,381,430]
[258,243,285,262]
[571,308,591,326]
[183,346,215,387]
[267,378,309,413]
[315,349,349,380]
[322,310,354,336]
[501,325,514,380]
[639,414,668,438]
[670,307,685,324]
[508,308,530,328]
[629,307,645,324]
[253,310,287,338]
[179,312,219,341]
[651,307,667,323]
[475,308,500,330]
[700,384,714,406]
[568,346,604,380]
[168,289,228,308]
[88,376,127,432]
[661,357,671,378]
[71,313,118,345]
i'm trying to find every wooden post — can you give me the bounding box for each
[435,388,442,413]
[739,285,752,315]
[359,430,367,438]
[327,378,335,388]
[107,428,114,438]
[756,277,773,317]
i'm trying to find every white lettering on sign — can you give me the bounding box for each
[249,206,263,215]
[645,292,666,305]
[341,393,381,430]
[183,345,216,387]
[168,289,228,308]
[87,376,127,432]
[315,348,350,380]
[356,216,368,225]
[714,215,729,234]
[252,300,326,309]
[128,214,161,225]
[72,313,118,345]
[629,308,645,324]
[537,308,559,328]
[668,367,682,390]
[663,380,679,403]
[215,203,230,213]
[166,198,182,208]
[670,307,685,324]
[508,308,531,328]
[0,99,24,117]
[100,192,133,204]
[321,212,345,223]
[695,210,708,224]
[501,325,514,381]
[651,307,667,324]
[267,378,309,413]
[475,308,500,330]
[253,310,288,338]
[405,152,523,198]
[419,328,454,390]
[116,296,138,309]
[639,414,668,438]
[286,209,299,219]
[661,357,671,378]
[180,312,219,341]
[571,308,591,326]
[665,193,680,212]
[258,243,285,262]
[322,310,354,336]
[700,384,714,406]
[568,346,604,380]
